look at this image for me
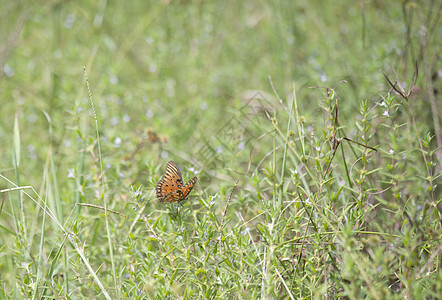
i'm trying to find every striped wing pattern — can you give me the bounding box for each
[156,161,197,203]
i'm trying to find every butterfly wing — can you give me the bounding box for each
[159,177,197,203]
[158,189,184,203]
[180,177,197,199]
[156,161,184,199]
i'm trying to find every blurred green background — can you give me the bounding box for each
[1,0,404,171]
[1,0,440,298]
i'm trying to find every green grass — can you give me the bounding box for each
[1,0,441,298]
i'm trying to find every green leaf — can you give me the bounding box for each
[13,114,20,167]
[196,268,206,276]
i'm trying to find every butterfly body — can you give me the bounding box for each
[156,161,197,203]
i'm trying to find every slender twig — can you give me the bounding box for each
[76,203,127,218]
[381,65,431,176]
[219,180,239,249]
[323,89,377,176]
[84,67,118,296]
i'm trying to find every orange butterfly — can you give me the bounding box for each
[156,161,197,203]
